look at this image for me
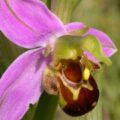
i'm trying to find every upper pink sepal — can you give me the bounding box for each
[0,0,65,48]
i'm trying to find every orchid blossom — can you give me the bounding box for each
[0,0,117,120]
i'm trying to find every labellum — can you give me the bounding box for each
[43,59,99,116]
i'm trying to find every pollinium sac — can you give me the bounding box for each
[43,59,99,116]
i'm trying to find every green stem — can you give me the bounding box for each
[51,0,82,23]
[33,92,58,120]
[51,0,72,23]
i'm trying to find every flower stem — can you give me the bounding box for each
[32,92,58,120]
[51,0,82,23]
[51,0,72,23]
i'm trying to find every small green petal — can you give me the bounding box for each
[53,36,80,61]
[80,35,112,65]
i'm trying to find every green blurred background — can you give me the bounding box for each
[0,0,120,120]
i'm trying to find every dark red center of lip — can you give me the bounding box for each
[57,60,99,116]
[62,76,99,116]
[63,61,82,83]
[59,64,99,117]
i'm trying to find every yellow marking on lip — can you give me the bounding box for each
[83,67,90,80]
[59,72,81,101]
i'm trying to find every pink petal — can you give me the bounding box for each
[84,52,99,63]
[0,48,50,120]
[0,0,65,48]
[86,28,117,57]
[65,22,86,34]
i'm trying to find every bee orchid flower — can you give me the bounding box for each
[0,0,117,120]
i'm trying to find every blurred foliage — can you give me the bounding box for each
[0,33,25,76]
